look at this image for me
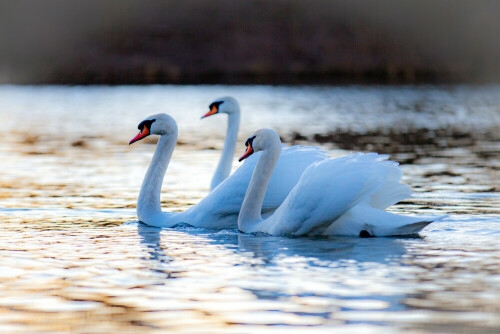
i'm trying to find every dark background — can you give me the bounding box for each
[1,0,499,84]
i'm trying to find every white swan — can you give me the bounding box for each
[129,114,328,229]
[201,96,240,190]
[237,129,445,237]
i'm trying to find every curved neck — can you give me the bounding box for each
[238,140,281,232]
[137,133,177,222]
[210,111,240,190]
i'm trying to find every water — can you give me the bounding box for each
[0,85,499,333]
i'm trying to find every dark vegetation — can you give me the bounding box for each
[1,1,500,84]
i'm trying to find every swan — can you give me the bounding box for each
[237,129,445,237]
[201,96,240,190]
[129,114,327,228]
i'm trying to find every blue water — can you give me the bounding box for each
[0,85,498,333]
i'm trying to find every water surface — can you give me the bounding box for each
[0,85,499,333]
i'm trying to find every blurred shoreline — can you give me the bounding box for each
[45,71,453,86]
[2,1,500,85]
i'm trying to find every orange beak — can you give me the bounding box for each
[239,144,254,162]
[129,127,150,145]
[201,106,218,119]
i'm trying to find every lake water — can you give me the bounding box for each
[0,85,499,333]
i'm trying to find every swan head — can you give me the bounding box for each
[201,96,240,119]
[129,113,178,144]
[239,129,281,161]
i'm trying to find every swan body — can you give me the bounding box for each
[130,114,328,229]
[238,129,445,237]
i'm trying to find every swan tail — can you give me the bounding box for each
[390,220,434,236]
[323,204,447,236]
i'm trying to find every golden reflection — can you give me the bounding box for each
[0,86,499,333]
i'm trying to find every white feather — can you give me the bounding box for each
[238,130,446,237]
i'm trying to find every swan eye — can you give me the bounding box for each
[245,135,256,148]
[138,119,156,131]
[203,101,223,119]
[239,135,256,162]
[208,101,223,111]
[130,119,156,145]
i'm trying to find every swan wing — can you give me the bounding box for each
[256,153,442,236]
[184,146,328,228]
[321,153,445,236]
[257,153,390,236]
[258,152,443,236]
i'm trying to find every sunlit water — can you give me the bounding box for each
[0,85,499,333]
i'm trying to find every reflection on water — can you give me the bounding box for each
[0,85,499,333]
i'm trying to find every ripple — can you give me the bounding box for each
[0,85,499,333]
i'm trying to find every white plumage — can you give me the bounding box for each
[130,114,327,229]
[238,129,445,237]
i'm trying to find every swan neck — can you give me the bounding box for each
[137,133,177,221]
[210,111,240,190]
[238,139,281,231]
